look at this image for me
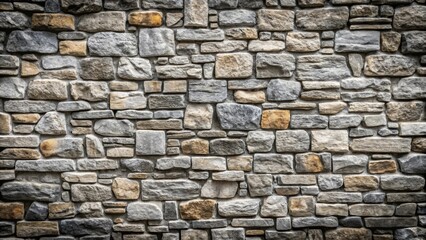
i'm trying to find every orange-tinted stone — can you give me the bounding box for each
[59,40,87,56]
[344,175,379,192]
[369,160,397,174]
[129,11,163,27]
[0,202,24,220]
[32,13,75,31]
[261,110,290,129]
[181,138,209,155]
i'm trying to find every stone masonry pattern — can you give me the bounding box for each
[0,0,425,239]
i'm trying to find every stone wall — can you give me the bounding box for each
[0,0,425,239]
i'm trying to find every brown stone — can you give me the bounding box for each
[386,101,424,122]
[0,113,11,134]
[181,138,209,155]
[368,160,397,174]
[32,13,75,31]
[16,221,59,238]
[412,138,426,152]
[180,199,216,220]
[261,110,290,129]
[129,11,163,27]
[227,155,253,171]
[344,175,379,192]
[296,153,324,173]
[234,90,266,104]
[275,186,300,196]
[289,196,315,217]
[381,31,401,52]
[112,177,140,200]
[59,40,87,56]
[0,148,41,159]
[11,114,41,124]
[21,61,40,77]
[48,202,76,219]
[0,202,24,220]
[325,228,372,240]
[246,230,265,236]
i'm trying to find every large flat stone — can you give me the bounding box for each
[216,103,261,130]
[60,218,113,236]
[141,180,201,200]
[0,182,61,202]
[364,55,417,77]
[88,32,137,56]
[350,137,411,153]
[296,7,349,30]
[335,30,380,52]
[296,55,350,81]
[139,28,175,57]
[6,31,58,53]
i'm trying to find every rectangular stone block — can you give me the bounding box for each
[136,130,166,156]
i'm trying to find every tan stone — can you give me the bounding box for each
[40,69,78,80]
[181,138,209,155]
[261,110,290,129]
[107,147,134,158]
[109,81,139,91]
[368,160,397,174]
[275,186,300,196]
[32,13,75,31]
[129,11,163,27]
[59,40,87,56]
[0,113,11,134]
[234,90,266,104]
[16,221,59,238]
[48,202,76,219]
[0,202,24,220]
[319,102,347,115]
[164,80,187,93]
[225,27,258,40]
[112,177,140,200]
[184,104,213,130]
[180,199,216,220]
[344,175,379,192]
[12,113,40,123]
[381,31,401,52]
[412,138,426,152]
[227,155,253,171]
[144,81,162,93]
[21,61,40,77]
[325,228,372,240]
[289,196,315,217]
[296,153,324,173]
[246,230,265,236]
[0,148,41,159]
[215,53,253,79]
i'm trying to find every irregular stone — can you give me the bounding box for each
[184,0,208,27]
[34,112,66,135]
[180,199,216,220]
[32,13,75,31]
[181,138,209,155]
[40,138,84,158]
[289,196,315,217]
[215,52,253,79]
[0,203,24,220]
[247,174,273,197]
[129,11,163,26]
[219,9,256,27]
[393,5,426,30]
[381,31,401,52]
[290,115,328,129]
[7,30,58,53]
[201,180,238,199]
[15,159,75,172]
[192,157,226,171]
[201,40,246,53]
[117,57,153,80]
[79,57,114,80]
[71,184,112,202]
[61,0,102,14]
[182,229,208,240]
[208,0,238,9]
[217,103,261,130]
[261,109,291,129]
[234,90,265,104]
[335,30,380,52]
[210,138,245,155]
[261,196,288,217]
[296,7,349,30]
[333,155,368,174]
[218,199,259,217]
[296,55,350,81]
[265,230,306,240]
[60,218,113,236]
[139,28,175,57]
[246,131,275,153]
[16,221,59,238]
[0,55,19,70]
[257,9,294,31]
[156,156,191,170]
[0,113,11,134]
[143,0,184,8]
[141,180,201,200]
[292,216,338,228]
[398,154,426,174]
[295,153,329,173]
[41,56,77,70]
[369,160,397,174]
[0,77,26,99]
[253,153,293,174]
[78,11,126,32]
[364,55,416,77]
[276,130,310,153]
[256,53,296,78]
[318,174,344,190]
[136,130,166,155]
[94,119,134,137]
[386,101,424,121]
[59,40,87,56]
[350,137,411,153]
[28,79,68,101]
[0,12,30,29]
[325,228,372,240]
[225,27,258,39]
[249,40,285,52]
[344,175,379,191]
[286,32,320,52]
[211,228,245,240]
[88,32,137,56]
[49,202,76,219]
[401,31,426,54]
[25,202,48,221]
[127,202,162,221]
[176,29,224,41]
[78,202,103,218]
[393,77,426,100]
[70,81,108,102]
[381,175,425,191]
[61,172,97,183]
[0,182,60,202]
[112,178,140,200]
[184,104,213,129]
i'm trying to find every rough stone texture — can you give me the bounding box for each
[0,2,425,238]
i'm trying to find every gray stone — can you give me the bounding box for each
[127,202,163,221]
[393,5,426,30]
[0,12,29,29]
[4,100,56,113]
[395,227,426,240]
[219,9,256,27]
[61,0,102,14]
[365,217,418,228]
[42,56,77,70]
[216,103,261,130]
[78,12,126,32]
[332,155,368,174]
[25,202,48,221]
[60,218,113,236]
[218,199,260,217]
[292,216,338,228]
[212,171,244,181]
[393,77,426,100]
[267,79,301,101]
[121,158,154,172]
[296,55,351,81]
[246,131,275,153]
[265,230,306,240]
[136,130,166,155]
[71,184,112,202]
[318,192,363,203]
[94,119,134,137]
[139,28,175,57]
[329,115,362,129]
[398,154,426,174]
[350,137,411,153]
[0,55,19,70]
[149,95,185,109]
[0,77,27,99]
[176,29,224,41]
[401,31,426,53]
[77,158,118,171]
[208,0,238,9]
[211,228,245,240]
[40,138,84,158]
[231,218,274,227]
[296,7,349,30]
[184,0,208,27]
[210,139,245,155]
[35,112,66,135]
[348,54,363,77]
[182,229,208,239]
[143,0,184,8]
[141,180,201,200]
[156,156,191,170]
[201,180,238,199]
[290,115,328,129]
[381,175,425,191]
[286,32,320,52]
[257,9,294,31]
[386,101,424,121]
[188,80,227,103]
[0,182,60,202]
[341,78,391,91]
[256,53,296,78]
[88,32,137,56]
[253,153,293,174]
[104,0,139,10]
[247,174,273,197]
[7,31,58,53]
[156,64,202,79]
[28,79,68,101]
[117,57,153,80]
[200,41,246,53]
[261,196,288,217]
[335,30,380,52]
[318,174,343,190]
[364,55,417,77]
[0,135,39,148]
[215,52,253,79]
[80,57,115,80]
[349,204,394,216]
[276,130,310,153]
[70,81,109,102]
[16,159,75,172]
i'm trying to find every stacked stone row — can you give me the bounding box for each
[0,0,425,239]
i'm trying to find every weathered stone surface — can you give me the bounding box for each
[16,221,59,238]
[381,31,401,52]
[28,79,68,101]
[217,103,261,130]
[286,32,320,52]
[176,29,224,41]
[80,57,115,80]
[184,0,208,27]
[127,202,163,221]
[180,199,216,220]
[156,64,202,79]
[219,9,256,27]
[247,131,275,153]
[112,178,140,200]
[312,130,349,153]
[211,228,245,240]
[0,77,27,99]
[0,182,61,202]
[210,138,245,155]
[401,31,426,53]
[398,154,426,174]
[218,199,259,217]
[60,218,113,236]
[78,11,125,32]
[289,196,315,216]
[7,31,58,53]
[129,11,162,26]
[182,138,209,155]
[141,180,201,200]
[61,0,102,14]
[35,112,66,135]
[393,77,426,100]
[296,55,350,81]
[267,80,301,101]
[291,115,328,129]
[387,102,424,121]
[71,184,112,202]
[117,57,153,80]
[261,110,290,129]
[350,137,411,153]
[49,202,76,219]
[381,175,425,191]
[335,30,380,52]
[139,28,175,57]
[296,7,349,30]
[15,159,75,172]
[292,216,338,228]
[40,138,84,158]
[257,9,294,31]
[0,12,29,29]
[70,81,108,102]
[256,53,295,78]
[333,155,368,174]
[364,55,416,77]
[32,13,75,31]
[344,175,379,191]
[94,119,134,137]
[184,104,213,130]
[325,228,372,240]
[276,130,310,153]
[136,130,165,155]
[393,5,426,30]
[215,52,253,79]
[201,180,238,199]
[254,153,293,174]
[143,0,184,9]
[247,174,273,196]
[0,203,24,220]
[88,32,137,56]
